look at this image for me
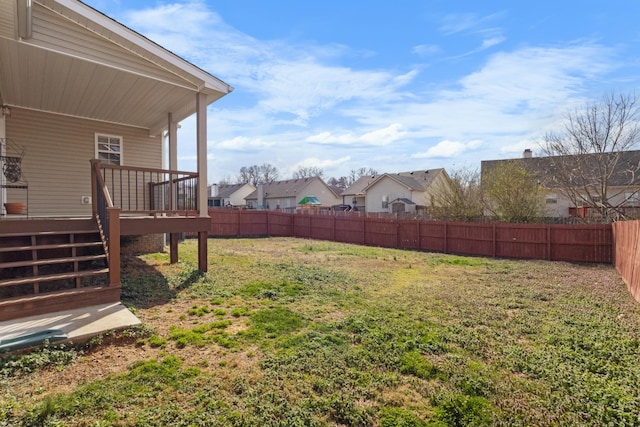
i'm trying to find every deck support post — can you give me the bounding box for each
[107,207,121,287]
[198,231,208,272]
[170,233,179,264]
[195,92,209,273]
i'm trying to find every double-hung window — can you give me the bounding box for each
[95,134,122,165]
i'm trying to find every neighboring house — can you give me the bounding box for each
[245,177,341,210]
[341,169,450,213]
[480,149,640,218]
[0,0,232,321]
[341,174,378,210]
[208,183,255,208]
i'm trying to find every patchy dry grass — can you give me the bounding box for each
[2,237,640,426]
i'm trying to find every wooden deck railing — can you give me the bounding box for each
[92,161,199,216]
[90,160,204,286]
[90,159,121,287]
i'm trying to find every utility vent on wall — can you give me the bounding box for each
[81,196,92,204]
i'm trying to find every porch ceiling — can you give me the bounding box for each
[0,0,232,136]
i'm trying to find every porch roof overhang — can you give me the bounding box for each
[0,0,233,136]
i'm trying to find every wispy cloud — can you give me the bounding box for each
[290,156,351,172]
[307,124,407,147]
[412,44,441,57]
[439,12,505,36]
[412,140,482,159]
[215,136,275,151]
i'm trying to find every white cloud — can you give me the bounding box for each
[215,136,275,151]
[412,44,440,57]
[439,12,505,36]
[412,140,482,159]
[346,43,616,143]
[291,156,351,171]
[307,124,407,147]
[480,36,505,50]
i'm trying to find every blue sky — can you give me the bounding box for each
[84,0,640,184]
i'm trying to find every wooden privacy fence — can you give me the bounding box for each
[613,220,640,303]
[207,210,612,264]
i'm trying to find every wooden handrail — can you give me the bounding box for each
[98,162,198,177]
[90,159,114,214]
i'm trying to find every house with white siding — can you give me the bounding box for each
[208,183,255,208]
[341,169,450,213]
[0,0,232,322]
[245,177,341,211]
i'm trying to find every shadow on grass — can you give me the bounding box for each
[119,255,204,309]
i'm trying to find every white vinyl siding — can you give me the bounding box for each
[6,108,161,216]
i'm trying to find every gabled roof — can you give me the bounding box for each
[246,177,338,200]
[210,183,254,199]
[341,175,378,196]
[360,169,446,193]
[481,150,640,188]
[0,0,233,135]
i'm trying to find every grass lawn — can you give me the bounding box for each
[2,237,640,426]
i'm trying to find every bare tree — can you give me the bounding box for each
[217,175,233,186]
[292,166,324,179]
[260,163,279,184]
[236,163,279,185]
[541,92,640,220]
[348,167,378,185]
[327,176,349,192]
[483,160,546,222]
[429,167,484,221]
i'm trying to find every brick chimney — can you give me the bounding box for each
[523,149,533,158]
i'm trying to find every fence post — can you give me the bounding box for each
[363,215,367,245]
[547,225,552,261]
[332,215,336,241]
[492,223,497,257]
[443,222,448,253]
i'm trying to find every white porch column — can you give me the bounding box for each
[168,112,178,170]
[196,92,208,217]
[167,113,178,211]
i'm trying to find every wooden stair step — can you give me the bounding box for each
[0,241,103,253]
[0,268,110,288]
[0,254,107,269]
[0,229,99,238]
[0,285,121,322]
[0,285,116,306]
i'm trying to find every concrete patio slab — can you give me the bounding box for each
[0,302,141,350]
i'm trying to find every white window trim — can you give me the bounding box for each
[95,133,123,165]
[545,193,557,204]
